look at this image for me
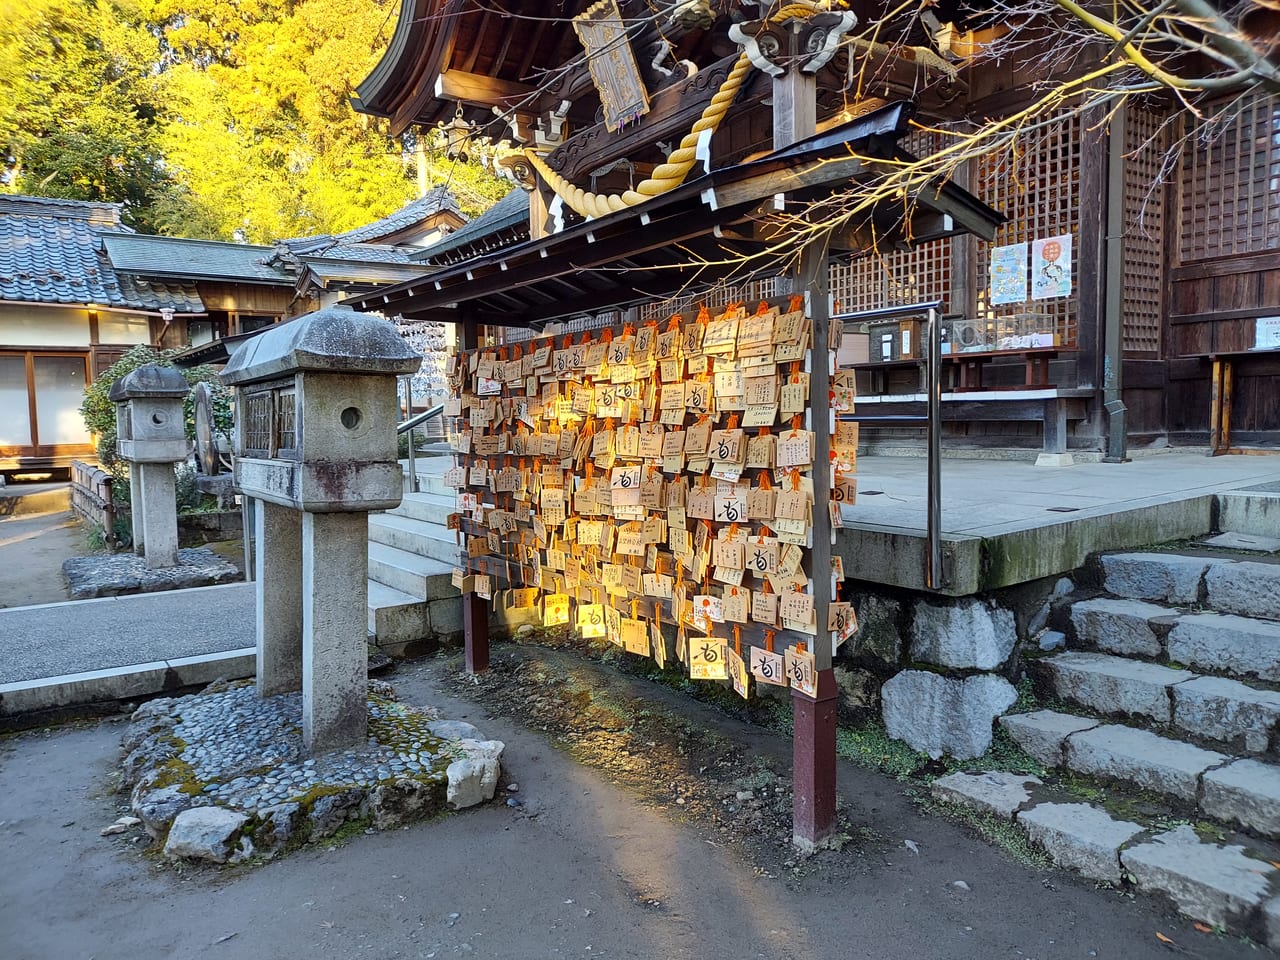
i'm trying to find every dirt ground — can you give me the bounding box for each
[0,644,1262,960]
[0,509,83,608]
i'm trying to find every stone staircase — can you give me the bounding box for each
[932,550,1280,945]
[364,457,462,657]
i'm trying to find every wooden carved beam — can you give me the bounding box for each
[545,52,768,182]
[436,70,539,110]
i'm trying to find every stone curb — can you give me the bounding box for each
[0,648,255,717]
[931,769,1280,945]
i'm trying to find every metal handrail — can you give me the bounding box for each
[397,403,444,435]
[834,301,945,589]
[397,398,446,495]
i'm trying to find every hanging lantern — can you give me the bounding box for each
[438,103,474,160]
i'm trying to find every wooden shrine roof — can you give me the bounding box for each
[346,103,1003,328]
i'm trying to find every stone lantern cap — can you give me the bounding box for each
[221,306,420,386]
[221,306,421,513]
[109,364,190,402]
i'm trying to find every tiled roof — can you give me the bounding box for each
[0,194,205,313]
[101,233,291,285]
[298,257,430,286]
[411,187,529,265]
[281,187,465,254]
[320,242,416,264]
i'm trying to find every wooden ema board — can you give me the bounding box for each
[444,299,859,698]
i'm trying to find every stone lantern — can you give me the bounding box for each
[109,365,190,569]
[221,306,421,754]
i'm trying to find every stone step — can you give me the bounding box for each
[1001,709,1280,836]
[1099,553,1211,604]
[1033,646,1280,753]
[367,542,456,600]
[1218,491,1280,540]
[1064,723,1228,802]
[367,580,428,645]
[1202,561,1280,623]
[419,476,455,499]
[1168,612,1280,682]
[384,491,457,525]
[368,513,461,565]
[1068,596,1280,686]
[1069,596,1176,657]
[929,770,1280,944]
[1039,650,1193,723]
[1099,551,1280,622]
[1171,675,1280,752]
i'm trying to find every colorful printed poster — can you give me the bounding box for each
[1032,233,1072,300]
[989,242,1028,305]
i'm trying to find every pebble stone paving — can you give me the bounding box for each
[145,681,452,813]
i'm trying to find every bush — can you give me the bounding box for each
[80,345,232,470]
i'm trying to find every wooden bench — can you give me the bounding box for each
[944,346,1061,391]
[849,389,1091,455]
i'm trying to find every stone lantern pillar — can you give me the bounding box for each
[221,306,421,754]
[109,365,190,569]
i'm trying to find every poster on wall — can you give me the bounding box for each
[1031,233,1072,300]
[989,242,1028,305]
[1255,316,1280,351]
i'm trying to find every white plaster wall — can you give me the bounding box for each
[0,306,91,347]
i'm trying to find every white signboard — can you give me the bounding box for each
[1255,316,1280,351]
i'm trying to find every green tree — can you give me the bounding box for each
[0,0,173,230]
[2,0,509,239]
[81,345,231,470]
[151,0,426,241]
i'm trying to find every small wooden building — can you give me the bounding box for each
[0,196,205,474]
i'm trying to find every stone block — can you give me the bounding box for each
[832,666,881,716]
[1065,725,1227,801]
[999,710,1099,767]
[1070,597,1167,657]
[1042,651,1192,722]
[1028,600,1051,638]
[1038,630,1066,652]
[1217,493,1280,541]
[849,593,903,665]
[423,572,462,603]
[132,783,196,839]
[308,788,364,841]
[1204,560,1280,621]
[445,739,504,810]
[1100,553,1208,604]
[1167,613,1280,683]
[255,802,302,857]
[163,807,247,863]
[930,770,1042,819]
[1201,759,1280,838]
[426,596,465,637]
[1121,825,1276,931]
[1016,802,1143,882]
[881,670,1017,760]
[428,719,484,741]
[1171,675,1280,752]
[909,598,1018,670]
[368,776,445,830]
[1265,896,1280,948]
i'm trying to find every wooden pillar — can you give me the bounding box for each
[464,593,490,673]
[773,39,838,851]
[459,313,490,674]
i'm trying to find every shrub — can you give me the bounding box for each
[80,346,232,470]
